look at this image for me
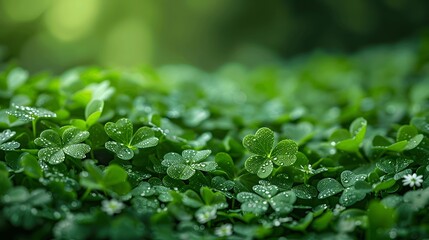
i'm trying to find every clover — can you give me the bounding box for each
[161,149,217,180]
[237,181,296,215]
[104,118,159,160]
[243,127,298,178]
[6,104,57,137]
[317,170,369,206]
[34,127,91,164]
[0,129,20,151]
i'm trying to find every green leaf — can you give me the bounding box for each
[340,170,366,188]
[376,157,413,174]
[367,201,396,239]
[271,139,298,166]
[104,118,133,144]
[317,178,344,199]
[62,127,90,145]
[34,129,61,148]
[131,127,158,148]
[339,187,367,206]
[191,161,217,171]
[38,147,65,164]
[335,117,367,152]
[102,165,128,186]
[292,184,318,199]
[85,99,104,126]
[237,192,268,215]
[253,184,278,198]
[105,141,134,160]
[7,67,28,92]
[167,164,195,180]
[182,149,211,163]
[161,152,183,166]
[269,191,296,214]
[245,155,272,178]
[20,153,42,179]
[243,127,274,156]
[215,152,236,178]
[62,144,91,159]
[6,104,56,122]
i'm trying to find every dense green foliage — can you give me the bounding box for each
[0,43,429,239]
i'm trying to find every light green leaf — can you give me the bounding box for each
[191,161,217,172]
[271,139,298,166]
[104,118,133,144]
[63,144,91,159]
[243,127,274,156]
[166,164,195,180]
[38,147,65,164]
[131,127,158,148]
[6,104,56,122]
[34,129,61,148]
[182,149,211,163]
[253,184,278,198]
[85,99,104,126]
[245,155,272,178]
[102,165,128,186]
[0,141,20,151]
[62,127,90,145]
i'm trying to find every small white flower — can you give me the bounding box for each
[402,173,424,188]
[101,199,125,215]
[299,164,315,175]
[195,207,217,224]
[333,204,346,216]
[214,223,233,237]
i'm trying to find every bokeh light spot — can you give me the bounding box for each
[44,0,99,42]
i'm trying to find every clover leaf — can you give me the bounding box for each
[243,127,298,178]
[331,117,367,154]
[104,118,158,160]
[6,104,57,122]
[80,161,131,196]
[0,129,20,151]
[373,125,423,152]
[34,127,91,164]
[317,171,369,206]
[237,181,296,215]
[376,156,414,180]
[161,149,216,180]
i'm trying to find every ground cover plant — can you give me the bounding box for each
[0,42,429,239]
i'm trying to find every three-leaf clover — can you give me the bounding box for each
[243,127,298,178]
[34,127,91,164]
[237,181,296,215]
[161,149,217,180]
[0,129,20,151]
[104,118,158,160]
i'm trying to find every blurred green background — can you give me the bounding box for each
[1,0,429,73]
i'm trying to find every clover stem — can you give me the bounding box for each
[81,188,91,201]
[32,119,37,138]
